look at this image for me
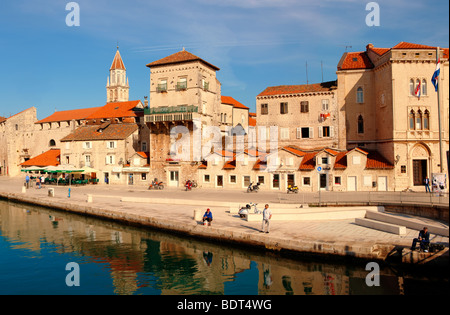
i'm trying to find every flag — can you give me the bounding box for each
[415,80,421,100]
[431,58,440,92]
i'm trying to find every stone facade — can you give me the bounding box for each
[337,43,449,191]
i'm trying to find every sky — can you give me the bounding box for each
[0,0,448,120]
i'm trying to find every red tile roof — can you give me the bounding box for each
[338,52,374,70]
[61,123,138,142]
[299,152,317,170]
[110,49,126,70]
[146,49,220,71]
[0,116,6,124]
[20,149,60,167]
[334,151,347,169]
[223,159,236,170]
[221,96,249,110]
[391,42,436,50]
[365,150,394,169]
[86,101,142,120]
[253,159,267,171]
[36,107,102,124]
[282,146,306,157]
[249,116,256,127]
[258,80,337,97]
[369,47,390,56]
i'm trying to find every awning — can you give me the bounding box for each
[122,167,151,173]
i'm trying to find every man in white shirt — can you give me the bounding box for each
[261,204,272,233]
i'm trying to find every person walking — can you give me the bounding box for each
[261,204,272,233]
[424,176,431,193]
[25,175,30,189]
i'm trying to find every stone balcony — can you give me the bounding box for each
[144,105,198,123]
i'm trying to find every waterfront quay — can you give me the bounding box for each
[0,177,448,268]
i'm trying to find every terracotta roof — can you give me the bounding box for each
[338,52,374,70]
[61,123,138,142]
[299,152,317,170]
[36,107,102,124]
[334,151,347,169]
[323,148,340,156]
[369,47,390,56]
[258,80,337,97]
[392,42,436,50]
[365,151,394,169]
[0,116,6,124]
[146,49,220,71]
[249,112,256,117]
[136,152,149,159]
[86,101,143,120]
[223,159,236,170]
[20,149,60,167]
[221,96,249,110]
[249,116,256,127]
[110,49,126,70]
[198,161,207,169]
[253,159,267,171]
[282,146,306,157]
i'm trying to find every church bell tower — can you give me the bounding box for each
[107,47,129,103]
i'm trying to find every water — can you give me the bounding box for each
[0,199,447,295]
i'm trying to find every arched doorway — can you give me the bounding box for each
[411,144,430,186]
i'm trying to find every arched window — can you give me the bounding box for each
[416,109,422,130]
[422,79,427,96]
[416,79,420,95]
[409,110,415,130]
[410,79,415,96]
[49,139,56,147]
[224,113,227,123]
[357,87,364,103]
[423,110,430,130]
[357,115,364,134]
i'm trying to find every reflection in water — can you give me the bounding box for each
[0,200,447,295]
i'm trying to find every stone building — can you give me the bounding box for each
[256,80,343,150]
[337,42,449,191]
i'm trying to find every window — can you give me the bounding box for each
[202,79,209,91]
[358,115,364,134]
[416,79,420,95]
[15,124,19,131]
[401,165,407,173]
[230,175,236,183]
[221,113,223,122]
[300,101,309,113]
[357,87,364,103]
[141,173,147,181]
[272,174,280,188]
[280,128,289,140]
[258,176,265,184]
[423,110,430,130]
[422,79,427,96]
[85,155,91,163]
[204,175,210,183]
[157,80,167,92]
[415,110,422,130]
[224,113,227,123]
[322,99,329,111]
[49,139,56,147]
[280,102,288,114]
[176,77,187,91]
[409,110,415,130]
[83,142,92,149]
[106,155,115,165]
[410,79,415,96]
[303,177,311,186]
[300,127,313,139]
[320,126,332,138]
[107,141,117,149]
[321,157,329,165]
[65,156,70,164]
[261,103,268,115]
[334,176,341,185]
[142,142,147,152]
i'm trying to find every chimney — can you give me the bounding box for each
[366,43,374,51]
[144,96,149,108]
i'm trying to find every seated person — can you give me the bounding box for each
[203,208,213,226]
[411,227,430,252]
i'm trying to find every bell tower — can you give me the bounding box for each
[107,47,129,103]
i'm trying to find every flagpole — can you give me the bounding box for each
[436,47,443,173]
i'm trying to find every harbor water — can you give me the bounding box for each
[0,199,447,295]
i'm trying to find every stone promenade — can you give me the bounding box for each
[0,177,448,266]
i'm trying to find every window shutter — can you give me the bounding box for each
[105,156,108,165]
[318,127,323,138]
[330,126,334,137]
[309,127,314,138]
[296,128,301,139]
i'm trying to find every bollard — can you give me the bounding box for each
[22,186,26,194]
[193,209,202,221]
[48,188,54,197]
[87,194,93,203]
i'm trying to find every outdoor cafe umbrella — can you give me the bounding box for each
[81,166,99,174]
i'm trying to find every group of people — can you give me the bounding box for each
[202,204,273,233]
[25,175,46,189]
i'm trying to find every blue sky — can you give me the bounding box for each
[0,0,448,120]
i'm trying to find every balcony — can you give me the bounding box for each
[145,105,198,123]
[156,84,168,93]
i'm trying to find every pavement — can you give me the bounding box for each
[0,177,448,265]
